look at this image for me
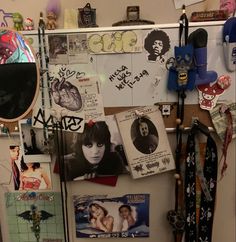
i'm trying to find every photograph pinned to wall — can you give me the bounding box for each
[87,30,143,54]
[73,193,149,238]
[5,192,64,242]
[144,29,171,64]
[48,34,68,64]
[68,33,88,64]
[18,160,52,190]
[62,117,127,181]
[18,119,51,163]
[9,145,23,190]
[115,105,175,179]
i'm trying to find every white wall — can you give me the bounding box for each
[1,0,220,29]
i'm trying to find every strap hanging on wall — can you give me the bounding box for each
[184,120,218,242]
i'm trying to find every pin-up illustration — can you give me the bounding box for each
[197,75,231,110]
[18,204,54,242]
[144,29,170,63]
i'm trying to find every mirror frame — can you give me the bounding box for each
[0,27,40,122]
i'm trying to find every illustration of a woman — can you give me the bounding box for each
[19,159,51,190]
[9,145,20,190]
[88,203,114,232]
[118,204,136,231]
[64,121,125,180]
[144,29,170,63]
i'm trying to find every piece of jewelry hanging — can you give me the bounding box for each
[167,5,197,242]
[185,120,218,242]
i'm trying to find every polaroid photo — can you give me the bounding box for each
[18,119,51,163]
[116,105,175,179]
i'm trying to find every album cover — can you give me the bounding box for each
[73,194,149,238]
[115,105,175,179]
[5,192,64,242]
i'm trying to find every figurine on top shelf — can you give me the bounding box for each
[12,12,24,31]
[46,0,61,30]
[24,18,34,31]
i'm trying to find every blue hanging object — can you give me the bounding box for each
[167,44,196,91]
[223,17,236,72]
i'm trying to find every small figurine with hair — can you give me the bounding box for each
[46,0,60,30]
[24,17,34,31]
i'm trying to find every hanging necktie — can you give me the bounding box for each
[185,120,218,242]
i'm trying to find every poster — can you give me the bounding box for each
[5,192,64,242]
[73,194,149,238]
[116,105,175,179]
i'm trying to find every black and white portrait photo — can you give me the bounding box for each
[63,117,128,181]
[131,117,159,154]
[144,29,171,63]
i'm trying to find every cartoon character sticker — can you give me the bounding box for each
[197,75,231,110]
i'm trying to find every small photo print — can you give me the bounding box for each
[19,119,51,163]
[73,194,150,238]
[18,162,52,190]
[63,118,128,181]
[9,145,22,190]
[48,34,68,64]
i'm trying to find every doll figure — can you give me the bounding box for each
[13,12,24,31]
[24,18,34,31]
[46,11,57,30]
[46,0,60,30]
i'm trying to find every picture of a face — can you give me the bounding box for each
[152,40,163,56]
[139,122,149,136]
[82,141,105,165]
[90,205,105,218]
[10,146,20,161]
[119,207,131,219]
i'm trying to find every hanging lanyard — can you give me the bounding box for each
[185,120,218,242]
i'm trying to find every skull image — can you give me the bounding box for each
[167,210,185,232]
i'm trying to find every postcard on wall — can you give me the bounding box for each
[115,105,175,179]
[73,194,149,238]
[48,34,68,64]
[5,192,64,242]
[18,119,51,163]
[68,33,89,64]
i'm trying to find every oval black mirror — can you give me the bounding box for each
[0,28,39,122]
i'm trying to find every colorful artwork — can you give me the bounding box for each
[73,194,149,238]
[5,192,64,242]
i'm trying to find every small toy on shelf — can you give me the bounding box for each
[12,12,24,31]
[46,0,61,30]
[24,17,34,31]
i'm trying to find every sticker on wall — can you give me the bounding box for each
[144,29,171,64]
[5,192,64,242]
[73,194,149,238]
[87,30,142,54]
[197,75,231,110]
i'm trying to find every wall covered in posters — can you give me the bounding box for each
[0,20,235,242]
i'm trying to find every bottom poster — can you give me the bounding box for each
[5,192,64,242]
[73,194,150,238]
